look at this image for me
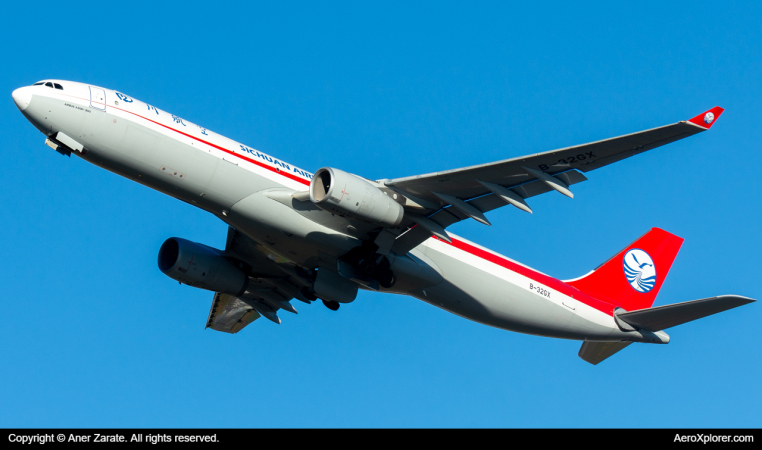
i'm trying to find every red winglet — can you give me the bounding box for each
[687,106,724,129]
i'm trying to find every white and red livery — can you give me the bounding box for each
[11,80,753,364]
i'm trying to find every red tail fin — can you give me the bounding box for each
[566,228,684,311]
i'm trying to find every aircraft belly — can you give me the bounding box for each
[388,249,445,294]
[204,156,277,209]
[417,242,621,340]
[225,191,363,268]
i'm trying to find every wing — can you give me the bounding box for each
[386,107,724,254]
[205,227,315,333]
[206,292,261,333]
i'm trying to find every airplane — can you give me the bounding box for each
[11,80,755,365]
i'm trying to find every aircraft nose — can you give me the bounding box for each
[12,87,32,111]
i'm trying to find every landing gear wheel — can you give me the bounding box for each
[381,273,397,289]
[322,299,340,311]
[300,286,317,301]
[359,259,377,276]
[377,267,396,289]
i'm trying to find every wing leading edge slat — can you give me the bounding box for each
[383,118,714,204]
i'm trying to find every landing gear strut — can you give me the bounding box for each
[300,286,318,301]
[373,258,396,289]
[341,241,397,289]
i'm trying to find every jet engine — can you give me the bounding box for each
[158,237,248,295]
[310,167,404,227]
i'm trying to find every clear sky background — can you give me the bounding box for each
[1,1,760,427]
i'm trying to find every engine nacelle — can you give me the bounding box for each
[158,238,248,295]
[310,167,404,227]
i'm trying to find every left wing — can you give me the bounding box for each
[205,227,315,333]
[206,292,261,333]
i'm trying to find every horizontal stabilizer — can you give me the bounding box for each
[616,295,755,332]
[578,341,633,365]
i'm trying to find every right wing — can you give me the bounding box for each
[385,107,724,202]
[387,107,725,254]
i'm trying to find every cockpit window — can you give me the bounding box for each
[45,82,54,88]
[33,82,44,86]
[54,83,63,90]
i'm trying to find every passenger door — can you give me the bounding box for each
[89,86,106,111]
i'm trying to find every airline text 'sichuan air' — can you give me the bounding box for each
[12,80,754,364]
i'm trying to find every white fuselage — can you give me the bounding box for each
[12,80,658,343]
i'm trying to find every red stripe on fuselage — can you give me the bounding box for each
[59,92,311,186]
[119,109,311,186]
[433,236,617,316]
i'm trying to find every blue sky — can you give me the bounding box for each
[2,1,760,427]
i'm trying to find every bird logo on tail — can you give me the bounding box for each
[623,249,657,293]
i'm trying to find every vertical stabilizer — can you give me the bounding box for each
[566,228,684,311]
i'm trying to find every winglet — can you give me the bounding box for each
[687,106,724,129]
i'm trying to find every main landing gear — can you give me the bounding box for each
[322,299,340,311]
[300,286,318,301]
[357,254,396,288]
[340,241,397,289]
[301,285,341,311]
